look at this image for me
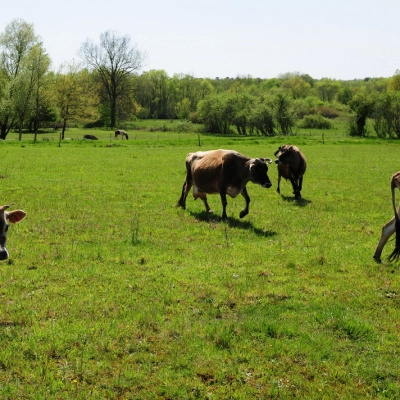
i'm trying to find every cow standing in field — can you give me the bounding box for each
[115,130,129,140]
[0,205,26,261]
[274,145,307,200]
[373,171,400,263]
[177,149,273,219]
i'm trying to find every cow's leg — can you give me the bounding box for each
[276,174,281,194]
[290,179,301,199]
[177,179,192,210]
[197,193,211,213]
[239,187,250,218]
[373,217,396,263]
[219,192,228,219]
[298,176,303,193]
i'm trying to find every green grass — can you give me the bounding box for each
[0,127,400,398]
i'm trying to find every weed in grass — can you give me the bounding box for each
[130,212,140,245]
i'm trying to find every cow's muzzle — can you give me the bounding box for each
[0,248,9,261]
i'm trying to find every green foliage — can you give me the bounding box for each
[373,91,400,138]
[300,114,334,129]
[348,91,375,137]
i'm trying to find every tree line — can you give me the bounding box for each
[1,18,400,140]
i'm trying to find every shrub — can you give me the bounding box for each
[300,114,333,129]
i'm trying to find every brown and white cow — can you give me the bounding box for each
[115,130,129,140]
[274,145,307,200]
[177,149,273,219]
[373,171,400,263]
[0,205,26,261]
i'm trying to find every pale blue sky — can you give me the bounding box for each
[2,0,400,80]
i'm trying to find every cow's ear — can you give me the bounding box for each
[6,210,27,224]
[259,158,272,164]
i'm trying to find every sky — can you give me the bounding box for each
[2,0,400,80]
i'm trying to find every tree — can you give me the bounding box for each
[281,75,311,99]
[54,61,99,140]
[388,70,400,92]
[373,91,400,138]
[0,19,39,139]
[80,31,145,128]
[315,78,340,102]
[348,90,375,137]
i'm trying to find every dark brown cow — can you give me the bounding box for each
[177,149,273,219]
[115,130,129,140]
[83,134,98,140]
[0,205,26,261]
[274,145,307,200]
[373,171,400,263]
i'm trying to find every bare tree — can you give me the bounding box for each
[80,31,145,128]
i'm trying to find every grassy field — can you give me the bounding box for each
[1,126,400,399]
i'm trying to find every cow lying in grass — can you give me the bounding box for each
[0,205,26,261]
[83,134,98,140]
[373,171,400,263]
[274,144,307,200]
[177,149,272,219]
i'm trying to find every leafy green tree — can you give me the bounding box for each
[80,31,144,128]
[281,75,311,99]
[249,100,275,136]
[273,93,297,135]
[315,78,340,102]
[54,62,99,140]
[388,70,400,92]
[0,19,39,139]
[198,93,234,134]
[348,90,375,136]
[373,91,400,138]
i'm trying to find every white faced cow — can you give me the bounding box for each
[373,171,400,263]
[177,149,273,219]
[0,205,26,261]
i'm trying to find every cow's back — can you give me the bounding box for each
[188,150,245,194]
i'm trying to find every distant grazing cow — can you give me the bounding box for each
[83,134,98,140]
[177,149,273,219]
[274,145,307,200]
[0,205,26,261]
[373,171,400,263]
[115,130,129,140]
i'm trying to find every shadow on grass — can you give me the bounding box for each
[189,210,277,238]
[279,195,311,207]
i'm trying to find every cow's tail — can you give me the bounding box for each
[389,178,400,261]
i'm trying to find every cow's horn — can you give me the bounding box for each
[264,158,272,164]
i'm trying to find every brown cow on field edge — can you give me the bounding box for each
[274,144,307,200]
[373,171,400,263]
[177,149,273,219]
[0,205,26,261]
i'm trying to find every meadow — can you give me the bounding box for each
[0,125,400,399]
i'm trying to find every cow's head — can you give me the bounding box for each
[0,205,26,261]
[275,145,296,165]
[274,145,290,157]
[250,158,273,188]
